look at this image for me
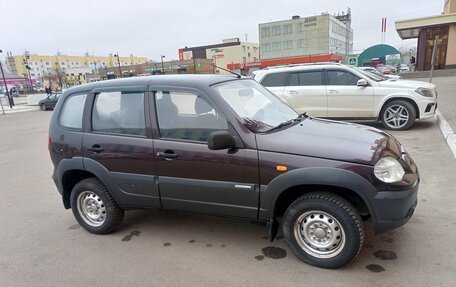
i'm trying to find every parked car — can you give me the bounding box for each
[49,75,419,268]
[254,63,437,130]
[376,64,391,74]
[385,65,398,74]
[39,93,61,111]
[359,67,401,80]
[400,64,411,72]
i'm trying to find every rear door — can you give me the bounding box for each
[151,88,259,218]
[259,72,289,97]
[282,70,327,117]
[82,88,160,208]
[326,69,374,118]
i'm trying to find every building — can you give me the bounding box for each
[178,38,259,74]
[92,58,215,81]
[259,11,353,60]
[395,0,456,70]
[356,44,403,67]
[5,52,149,81]
[65,67,93,86]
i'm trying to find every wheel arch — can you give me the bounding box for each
[378,97,420,120]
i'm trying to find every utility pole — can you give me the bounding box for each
[161,54,165,74]
[429,35,439,83]
[114,53,122,78]
[0,49,8,114]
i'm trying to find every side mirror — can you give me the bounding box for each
[208,130,236,150]
[357,79,369,87]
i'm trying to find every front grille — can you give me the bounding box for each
[425,103,435,113]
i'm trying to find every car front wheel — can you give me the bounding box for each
[70,178,124,234]
[381,100,416,130]
[282,192,364,268]
[40,104,47,111]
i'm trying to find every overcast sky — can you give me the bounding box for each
[1,0,444,61]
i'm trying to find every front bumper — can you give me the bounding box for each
[370,179,419,234]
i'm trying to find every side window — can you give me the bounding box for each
[327,70,360,86]
[59,94,87,129]
[288,71,323,86]
[155,91,228,142]
[261,72,289,87]
[92,91,146,136]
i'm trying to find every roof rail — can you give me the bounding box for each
[263,62,342,70]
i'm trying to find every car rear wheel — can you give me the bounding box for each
[70,178,124,234]
[282,192,364,268]
[40,104,47,111]
[381,100,416,130]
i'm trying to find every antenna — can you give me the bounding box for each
[245,33,248,41]
[211,63,241,78]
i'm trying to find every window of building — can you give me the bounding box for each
[262,43,271,52]
[271,26,281,36]
[59,94,87,129]
[243,46,246,52]
[327,70,360,86]
[297,39,305,48]
[155,91,228,142]
[283,24,292,34]
[92,91,146,136]
[248,52,251,57]
[288,71,323,86]
[272,42,282,51]
[283,40,293,50]
[261,27,271,37]
[261,72,289,87]
[243,57,246,63]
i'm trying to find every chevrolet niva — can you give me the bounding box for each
[49,75,418,268]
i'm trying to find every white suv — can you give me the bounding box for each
[253,63,438,130]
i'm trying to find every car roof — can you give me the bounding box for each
[62,74,242,95]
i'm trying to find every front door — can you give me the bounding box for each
[326,70,374,118]
[82,90,161,208]
[151,89,259,219]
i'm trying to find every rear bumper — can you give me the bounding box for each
[371,180,419,234]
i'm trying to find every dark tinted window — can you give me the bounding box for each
[288,71,323,86]
[155,91,228,142]
[92,92,146,136]
[59,94,87,129]
[261,72,289,87]
[327,70,360,86]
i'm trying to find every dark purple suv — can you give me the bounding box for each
[49,75,418,268]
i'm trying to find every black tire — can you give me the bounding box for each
[40,104,47,111]
[282,192,364,269]
[380,100,416,131]
[70,178,124,234]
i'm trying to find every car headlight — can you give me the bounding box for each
[374,157,405,183]
[415,87,434,97]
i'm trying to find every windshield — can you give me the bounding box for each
[353,67,385,82]
[214,80,298,133]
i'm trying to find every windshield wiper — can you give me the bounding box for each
[266,113,307,133]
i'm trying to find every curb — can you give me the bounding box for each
[435,109,456,159]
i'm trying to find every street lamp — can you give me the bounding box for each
[113,53,122,78]
[23,52,34,94]
[0,49,7,114]
[161,54,165,74]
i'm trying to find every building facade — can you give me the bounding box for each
[5,53,149,81]
[395,0,456,70]
[259,13,353,60]
[178,38,259,74]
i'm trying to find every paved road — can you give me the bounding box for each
[1,111,455,287]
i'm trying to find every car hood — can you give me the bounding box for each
[256,118,401,166]
[378,79,435,90]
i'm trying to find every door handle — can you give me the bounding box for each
[87,144,104,153]
[289,90,298,95]
[328,90,339,94]
[157,150,179,161]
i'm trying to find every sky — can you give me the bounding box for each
[0,0,444,62]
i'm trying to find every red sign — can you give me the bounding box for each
[178,48,184,60]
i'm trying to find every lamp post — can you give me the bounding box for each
[0,49,7,114]
[23,52,34,94]
[113,53,122,78]
[161,54,165,74]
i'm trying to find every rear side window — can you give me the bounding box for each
[289,71,323,86]
[261,72,289,87]
[59,94,87,129]
[327,70,360,86]
[92,91,146,136]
